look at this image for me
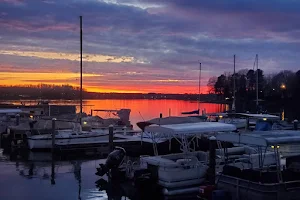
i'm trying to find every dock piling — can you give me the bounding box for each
[16,114,20,126]
[245,117,249,130]
[123,126,127,135]
[52,118,56,152]
[294,120,299,130]
[109,125,114,152]
[208,136,216,185]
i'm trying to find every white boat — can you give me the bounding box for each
[139,122,236,191]
[215,130,300,200]
[27,129,109,150]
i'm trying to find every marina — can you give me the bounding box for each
[1,99,300,200]
[1,1,300,199]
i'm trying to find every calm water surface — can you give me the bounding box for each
[0,151,108,200]
[0,100,227,200]
[7,99,228,129]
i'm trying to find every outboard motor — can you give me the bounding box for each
[96,147,126,177]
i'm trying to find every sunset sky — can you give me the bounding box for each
[1,0,300,93]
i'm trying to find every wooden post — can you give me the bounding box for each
[90,109,93,116]
[245,117,249,130]
[208,136,216,185]
[159,113,162,126]
[294,120,299,130]
[16,114,20,126]
[51,155,55,185]
[123,126,127,135]
[109,125,114,152]
[52,118,56,153]
[51,118,56,185]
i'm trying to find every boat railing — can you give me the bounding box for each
[218,174,300,189]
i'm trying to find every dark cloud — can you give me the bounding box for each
[0,0,300,91]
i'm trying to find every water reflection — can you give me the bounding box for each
[0,151,108,200]
[4,99,228,130]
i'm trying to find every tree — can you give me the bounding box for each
[207,76,217,94]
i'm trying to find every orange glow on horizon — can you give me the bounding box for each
[0,71,209,94]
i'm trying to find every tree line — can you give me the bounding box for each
[0,84,83,100]
[207,69,300,119]
[0,84,220,101]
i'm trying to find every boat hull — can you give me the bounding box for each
[28,134,109,150]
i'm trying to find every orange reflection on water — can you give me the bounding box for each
[82,99,228,129]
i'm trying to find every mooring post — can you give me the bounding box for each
[16,114,20,126]
[52,118,56,153]
[208,136,216,185]
[159,113,162,126]
[109,125,114,152]
[90,109,93,116]
[51,155,55,185]
[123,126,127,135]
[51,118,56,185]
[294,120,299,130]
[245,117,250,130]
[216,116,219,122]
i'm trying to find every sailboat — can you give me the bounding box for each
[181,62,202,115]
[27,16,111,150]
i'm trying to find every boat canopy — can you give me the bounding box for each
[229,113,279,119]
[216,130,300,147]
[136,116,206,131]
[0,109,22,114]
[145,122,236,136]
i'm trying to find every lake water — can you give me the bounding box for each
[7,99,228,129]
[0,99,227,200]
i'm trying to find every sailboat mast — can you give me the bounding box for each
[80,16,83,125]
[256,54,259,110]
[233,55,236,112]
[198,62,201,115]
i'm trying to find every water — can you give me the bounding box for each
[0,151,108,200]
[0,99,226,200]
[4,99,228,129]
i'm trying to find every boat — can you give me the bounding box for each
[136,116,207,131]
[82,109,133,131]
[206,113,247,129]
[215,131,300,200]
[27,128,109,150]
[138,122,236,192]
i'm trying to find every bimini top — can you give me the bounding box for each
[0,109,22,114]
[145,122,237,136]
[216,130,300,147]
[232,113,279,119]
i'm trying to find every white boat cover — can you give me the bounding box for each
[234,113,279,119]
[145,122,236,136]
[216,130,300,146]
[0,109,22,114]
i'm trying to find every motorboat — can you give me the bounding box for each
[215,131,300,200]
[27,128,109,150]
[138,122,237,193]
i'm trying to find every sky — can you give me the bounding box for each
[0,0,300,94]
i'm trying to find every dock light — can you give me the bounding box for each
[280,84,286,89]
[83,121,87,125]
[219,115,223,119]
[263,118,267,121]
[271,145,280,149]
[30,115,33,119]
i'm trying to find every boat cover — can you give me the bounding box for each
[216,130,300,146]
[145,122,236,136]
